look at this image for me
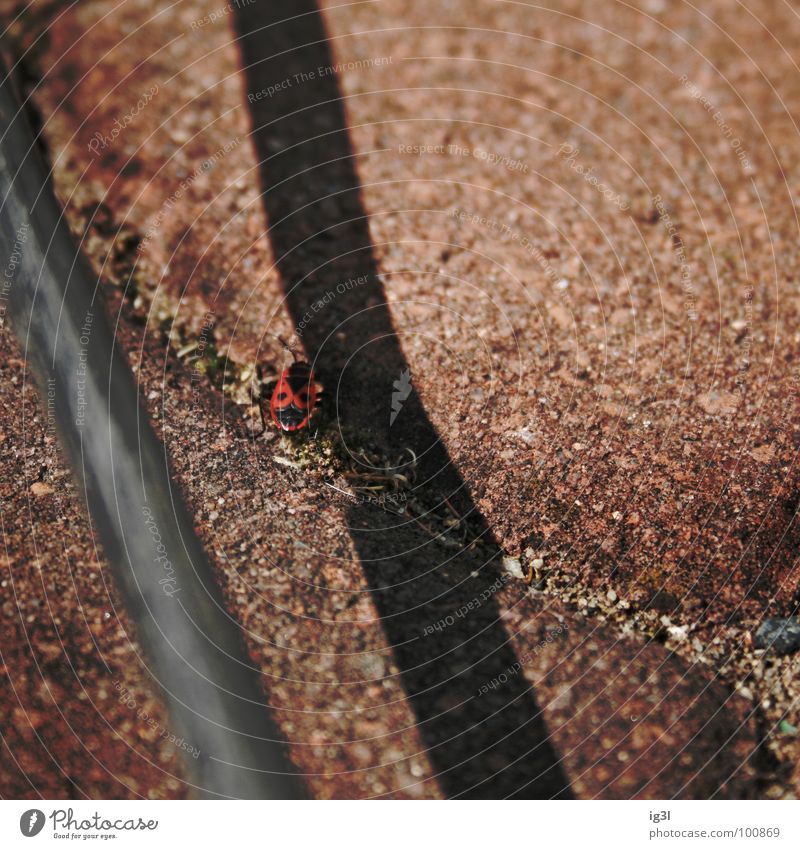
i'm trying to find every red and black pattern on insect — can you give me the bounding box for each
[269,362,319,432]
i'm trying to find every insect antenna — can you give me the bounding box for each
[276,334,303,363]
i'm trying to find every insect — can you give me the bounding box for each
[264,356,321,432]
[269,361,319,432]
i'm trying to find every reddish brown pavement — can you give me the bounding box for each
[3,0,799,798]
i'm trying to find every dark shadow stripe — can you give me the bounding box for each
[233,1,572,798]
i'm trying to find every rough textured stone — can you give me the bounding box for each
[754,619,800,656]
[1,0,796,798]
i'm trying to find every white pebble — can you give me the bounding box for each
[501,556,525,580]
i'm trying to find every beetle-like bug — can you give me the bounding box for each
[268,360,319,432]
[260,337,322,433]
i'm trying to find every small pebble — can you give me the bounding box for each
[753,618,800,655]
[501,556,524,580]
